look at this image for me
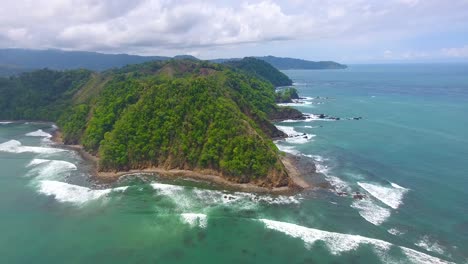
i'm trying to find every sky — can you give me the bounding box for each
[1,0,468,63]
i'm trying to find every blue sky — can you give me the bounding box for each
[1,0,467,63]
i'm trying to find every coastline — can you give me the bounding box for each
[51,129,313,194]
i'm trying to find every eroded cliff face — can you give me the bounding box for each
[268,107,305,122]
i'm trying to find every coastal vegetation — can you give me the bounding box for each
[256,55,347,70]
[0,59,296,186]
[276,87,300,103]
[224,57,293,86]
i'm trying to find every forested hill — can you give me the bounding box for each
[0,49,169,71]
[0,60,294,187]
[224,57,292,86]
[214,56,347,70]
[258,56,347,70]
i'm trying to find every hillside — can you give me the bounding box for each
[224,57,292,86]
[258,56,347,70]
[0,60,294,187]
[0,49,170,71]
[0,65,34,77]
[214,56,347,70]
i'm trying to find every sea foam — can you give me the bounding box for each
[180,213,208,228]
[0,140,65,154]
[151,181,301,212]
[280,113,336,123]
[25,129,52,138]
[276,125,315,144]
[351,199,391,225]
[26,159,77,180]
[38,180,127,205]
[415,236,445,255]
[358,182,409,209]
[275,144,300,155]
[260,219,454,263]
[387,228,405,236]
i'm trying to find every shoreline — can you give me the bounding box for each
[51,130,314,195]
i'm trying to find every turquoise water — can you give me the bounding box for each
[1,64,467,263]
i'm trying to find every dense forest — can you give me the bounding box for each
[224,57,292,86]
[276,87,300,103]
[0,59,296,187]
[214,56,347,70]
[257,56,347,70]
[0,49,169,71]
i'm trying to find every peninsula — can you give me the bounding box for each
[0,58,309,191]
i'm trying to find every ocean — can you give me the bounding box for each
[0,64,467,263]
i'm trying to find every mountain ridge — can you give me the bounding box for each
[0,48,346,75]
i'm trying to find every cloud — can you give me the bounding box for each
[0,0,311,53]
[442,45,468,58]
[0,0,467,59]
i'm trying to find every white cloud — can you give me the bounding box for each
[0,0,467,59]
[442,45,468,58]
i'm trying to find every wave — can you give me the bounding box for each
[276,125,315,144]
[25,129,52,138]
[357,182,409,209]
[0,121,12,124]
[280,114,336,123]
[415,236,445,255]
[260,219,453,263]
[27,158,51,167]
[387,228,405,236]
[150,181,301,212]
[303,154,327,162]
[351,199,391,226]
[312,162,352,193]
[275,144,300,155]
[37,180,127,205]
[292,82,307,86]
[26,159,77,180]
[277,101,314,107]
[180,213,208,228]
[0,140,65,154]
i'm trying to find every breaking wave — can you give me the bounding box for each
[37,180,128,205]
[415,236,445,255]
[260,219,454,264]
[358,182,409,209]
[26,159,77,180]
[151,182,301,212]
[280,113,336,123]
[276,125,315,144]
[351,199,391,226]
[25,129,52,138]
[180,213,208,228]
[0,140,65,154]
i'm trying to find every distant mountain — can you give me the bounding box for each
[214,56,347,70]
[0,49,170,71]
[0,49,346,76]
[0,64,33,77]
[258,56,347,70]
